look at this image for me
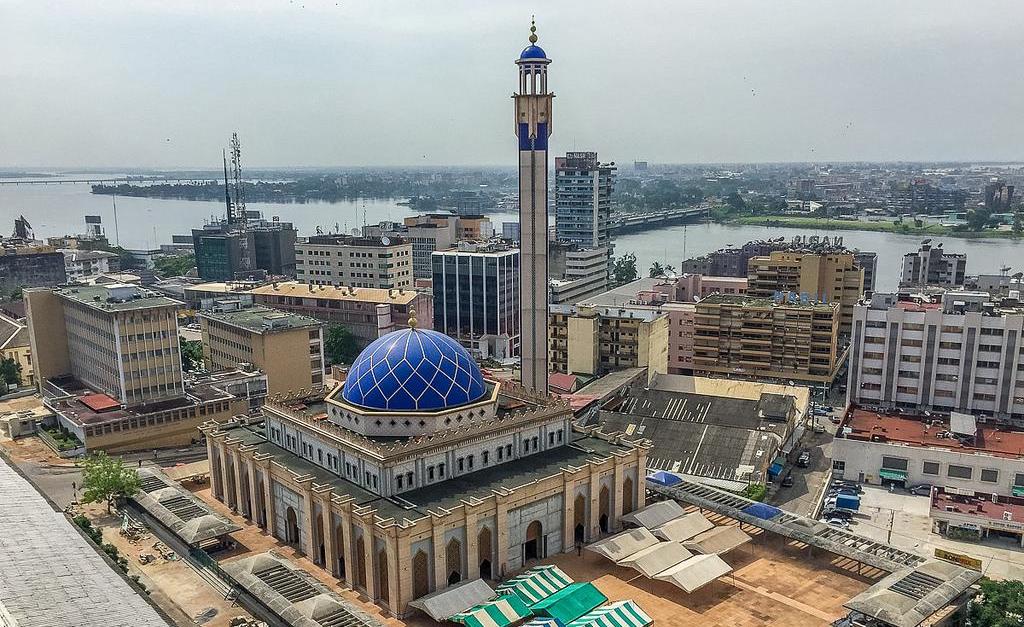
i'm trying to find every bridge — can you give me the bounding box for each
[0,177,216,186]
[609,206,707,235]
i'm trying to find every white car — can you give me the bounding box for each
[823,517,850,529]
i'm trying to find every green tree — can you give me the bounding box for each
[154,254,195,277]
[611,253,638,286]
[325,325,360,365]
[725,191,746,213]
[970,578,1024,626]
[649,261,665,278]
[179,337,203,371]
[1013,209,1022,236]
[80,451,141,512]
[0,356,22,386]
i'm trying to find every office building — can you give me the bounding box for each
[61,249,119,283]
[248,281,432,349]
[854,251,878,295]
[26,283,185,406]
[193,215,297,281]
[515,22,552,392]
[203,321,646,617]
[847,291,1024,421]
[554,151,615,250]
[747,250,864,332]
[681,240,787,277]
[501,221,520,242]
[548,243,610,305]
[295,234,413,289]
[900,242,967,287]
[432,243,519,360]
[200,304,325,393]
[692,293,842,384]
[549,303,669,377]
[0,239,66,295]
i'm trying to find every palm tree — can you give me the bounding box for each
[649,261,665,278]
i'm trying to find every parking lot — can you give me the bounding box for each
[769,409,837,517]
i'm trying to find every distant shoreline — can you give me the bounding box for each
[728,215,1020,240]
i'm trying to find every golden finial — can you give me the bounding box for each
[408,308,418,329]
[529,16,538,44]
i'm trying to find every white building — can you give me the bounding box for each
[61,249,118,282]
[900,242,967,287]
[848,291,1024,422]
[295,235,413,290]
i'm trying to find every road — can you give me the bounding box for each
[768,413,837,517]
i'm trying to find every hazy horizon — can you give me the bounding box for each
[4,0,1024,169]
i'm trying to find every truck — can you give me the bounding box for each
[831,493,860,511]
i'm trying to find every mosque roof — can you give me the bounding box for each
[341,326,488,412]
[519,45,547,59]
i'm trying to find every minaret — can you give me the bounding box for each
[515,18,553,394]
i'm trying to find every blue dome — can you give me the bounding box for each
[519,44,547,60]
[342,328,488,412]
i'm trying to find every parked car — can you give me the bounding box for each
[830,414,842,424]
[908,484,934,496]
[822,509,854,520]
[813,407,831,416]
[831,481,863,494]
[813,423,826,434]
[781,475,794,488]
[797,450,811,467]
[823,517,850,529]
[828,487,859,497]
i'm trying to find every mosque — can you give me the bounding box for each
[201,25,647,618]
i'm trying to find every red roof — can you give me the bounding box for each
[933,490,1024,524]
[549,373,578,393]
[844,407,1024,459]
[895,301,942,312]
[79,393,120,412]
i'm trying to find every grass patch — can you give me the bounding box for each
[40,424,83,451]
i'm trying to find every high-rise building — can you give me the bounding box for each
[432,243,519,360]
[984,179,1015,211]
[549,303,669,377]
[848,291,1024,421]
[199,304,325,393]
[747,250,864,333]
[363,213,492,280]
[192,215,297,281]
[900,242,967,288]
[515,21,552,393]
[295,234,413,289]
[554,152,615,250]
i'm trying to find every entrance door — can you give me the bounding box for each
[524,520,543,562]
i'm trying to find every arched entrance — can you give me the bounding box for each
[335,523,346,580]
[573,494,586,543]
[238,467,251,518]
[478,527,493,580]
[313,513,325,566]
[446,538,462,585]
[599,485,610,533]
[224,457,237,509]
[354,535,367,588]
[524,521,543,562]
[285,507,300,545]
[413,550,430,598]
[377,548,389,603]
[622,476,635,515]
[255,479,267,528]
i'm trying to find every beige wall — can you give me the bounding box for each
[567,315,599,375]
[204,320,323,395]
[642,315,669,381]
[25,289,70,388]
[80,396,245,454]
[2,345,34,386]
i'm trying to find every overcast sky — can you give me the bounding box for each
[3,1,1024,168]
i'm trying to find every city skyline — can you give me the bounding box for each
[3,0,1024,168]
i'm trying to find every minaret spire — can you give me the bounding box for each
[529,16,537,44]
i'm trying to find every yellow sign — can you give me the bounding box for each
[934,548,982,571]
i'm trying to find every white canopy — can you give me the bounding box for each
[586,528,659,562]
[652,512,715,542]
[654,554,732,593]
[683,525,751,555]
[617,541,693,578]
[950,412,977,437]
[408,578,497,621]
[620,500,686,530]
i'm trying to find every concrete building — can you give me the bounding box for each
[202,320,646,618]
[26,283,185,406]
[0,312,33,386]
[0,239,66,295]
[248,281,432,350]
[900,242,967,288]
[501,221,520,242]
[854,250,878,295]
[554,151,615,249]
[549,243,610,305]
[192,215,297,281]
[200,304,325,393]
[665,273,747,302]
[681,240,787,278]
[295,234,413,289]
[847,291,1024,421]
[747,250,864,333]
[549,303,669,377]
[432,243,519,360]
[693,293,842,384]
[61,248,119,283]
[515,23,552,393]
[363,217,457,280]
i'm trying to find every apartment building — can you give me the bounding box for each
[692,293,842,384]
[61,249,119,283]
[364,219,456,280]
[747,250,864,333]
[199,304,325,393]
[848,291,1024,421]
[295,235,413,289]
[26,283,185,406]
[549,303,668,377]
[549,243,610,304]
[554,152,615,249]
[248,281,432,349]
[900,242,967,287]
[431,243,519,360]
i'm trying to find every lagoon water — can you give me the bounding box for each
[2,181,1021,292]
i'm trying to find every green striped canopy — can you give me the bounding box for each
[565,601,653,627]
[496,565,573,604]
[451,595,532,627]
[530,583,607,625]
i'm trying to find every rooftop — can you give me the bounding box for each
[932,489,1024,525]
[200,305,322,333]
[53,284,182,312]
[698,292,838,310]
[249,281,420,305]
[841,407,1024,460]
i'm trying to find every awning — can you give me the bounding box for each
[647,471,682,487]
[654,554,732,593]
[1013,485,1024,498]
[619,500,686,530]
[616,542,693,578]
[683,525,751,555]
[496,565,572,605]
[768,462,784,478]
[451,595,532,627]
[742,502,782,521]
[565,601,653,627]
[652,512,714,542]
[879,469,908,481]
[531,583,607,625]
[522,619,562,627]
[586,528,659,562]
[409,578,497,621]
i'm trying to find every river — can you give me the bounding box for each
[1,182,1021,292]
